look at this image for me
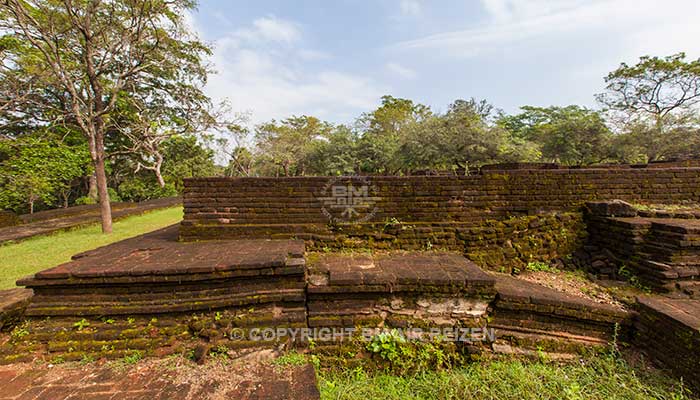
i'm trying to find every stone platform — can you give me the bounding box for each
[306,252,496,330]
[491,275,630,355]
[1,226,644,365]
[17,225,306,317]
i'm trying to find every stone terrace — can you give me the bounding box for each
[306,252,496,331]
[18,225,306,317]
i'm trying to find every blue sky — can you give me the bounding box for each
[188,0,700,124]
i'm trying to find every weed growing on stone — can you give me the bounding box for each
[274,351,308,368]
[525,261,557,273]
[73,318,90,331]
[618,265,652,293]
[80,353,96,365]
[122,350,143,365]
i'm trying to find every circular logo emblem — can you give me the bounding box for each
[318,176,381,224]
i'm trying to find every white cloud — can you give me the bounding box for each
[200,15,387,124]
[394,0,700,60]
[479,0,586,23]
[399,0,422,17]
[386,62,417,79]
[298,49,332,61]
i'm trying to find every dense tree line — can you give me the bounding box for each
[226,53,700,177]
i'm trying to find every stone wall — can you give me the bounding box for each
[181,166,700,270]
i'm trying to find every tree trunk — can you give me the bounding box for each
[154,155,165,187]
[88,131,113,234]
[94,149,113,234]
[88,173,98,200]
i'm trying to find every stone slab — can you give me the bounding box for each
[307,252,495,294]
[0,289,32,331]
[17,225,305,286]
[636,296,700,330]
[493,274,628,319]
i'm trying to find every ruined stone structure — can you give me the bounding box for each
[2,162,700,392]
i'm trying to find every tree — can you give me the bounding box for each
[160,135,218,191]
[0,135,89,213]
[597,53,700,162]
[254,116,332,176]
[356,95,431,174]
[500,106,613,165]
[224,146,254,177]
[597,53,700,124]
[107,87,223,188]
[306,125,360,175]
[400,99,538,173]
[1,0,212,233]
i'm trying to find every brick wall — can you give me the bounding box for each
[181,166,700,269]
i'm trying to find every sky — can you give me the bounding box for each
[188,0,700,125]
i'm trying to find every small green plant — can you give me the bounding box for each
[10,324,29,340]
[366,330,406,362]
[50,355,65,365]
[209,345,230,359]
[127,317,135,325]
[618,265,652,293]
[80,353,96,365]
[73,318,91,331]
[214,311,223,321]
[122,350,143,365]
[101,317,115,324]
[525,261,557,273]
[274,351,308,368]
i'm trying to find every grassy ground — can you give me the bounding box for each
[319,355,694,400]
[0,206,182,289]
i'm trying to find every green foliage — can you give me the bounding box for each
[254,115,334,176]
[356,95,432,174]
[525,261,557,273]
[617,265,652,293]
[74,196,97,206]
[319,355,692,400]
[80,353,96,365]
[598,53,700,121]
[118,178,178,202]
[365,331,462,374]
[122,350,143,365]
[499,105,614,165]
[273,352,308,368]
[0,136,90,213]
[160,135,219,191]
[400,99,539,172]
[366,330,407,362]
[73,319,91,331]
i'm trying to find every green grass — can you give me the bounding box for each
[320,356,694,400]
[0,206,182,289]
